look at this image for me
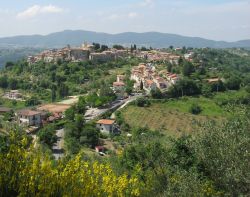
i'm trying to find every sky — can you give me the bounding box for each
[0,0,249,41]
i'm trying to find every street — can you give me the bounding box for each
[84,94,142,122]
[52,128,65,160]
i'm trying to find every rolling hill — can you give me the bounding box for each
[0,30,249,48]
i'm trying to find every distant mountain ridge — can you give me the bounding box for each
[0,30,250,48]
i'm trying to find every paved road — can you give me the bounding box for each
[52,128,65,160]
[84,95,142,122]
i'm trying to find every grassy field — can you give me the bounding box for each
[120,91,247,137]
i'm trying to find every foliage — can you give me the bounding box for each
[169,78,201,97]
[135,98,151,107]
[150,88,163,99]
[193,114,250,195]
[182,62,195,76]
[25,96,41,106]
[113,45,125,50]
[37,124,57,147]
[0,130,141,196]
[189,103,202,115]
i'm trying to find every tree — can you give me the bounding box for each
[133,44,137,50]
[101,45,109,52]
[211,80,226,92]
[225,76,241,90]
[57,83,69,98]
[8,78,18,89]
[38,124,57,147]
[189,103,202,115]
[151,88,163,99]
[136,98,151,107]
[167,63,172,72]
[51,85,57,102]
[194,115,250,195]
[64,106,76,121]
[0,76,8,89]
[0,131,142,196]
[25,96,41,106]
[140,80,144,90]
[202,83,212,97]
[93,42,100,50]
[169,79,201,97]
[113,45,124,50]
[5,61,14,68]
[183,62,195,77]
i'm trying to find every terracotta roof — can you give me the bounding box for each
[17,110,41,116]
[97,119,115,125]
[146,80,154,85]
[113,81,125,86]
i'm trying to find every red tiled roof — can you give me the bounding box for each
[146,80,154,85]
[97,119,115,125]
[113,81,125,86]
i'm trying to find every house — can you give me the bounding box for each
[113,81,125,91]
[144,79,157,92]
[16,110,42,127]
[0,107,11,115]
[113,81,126,99]
[153,77,167,90]
[4,90,23,100]
[116,75,125,82]
[96,119,115,134]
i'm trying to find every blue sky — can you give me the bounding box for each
[0,0,249,41]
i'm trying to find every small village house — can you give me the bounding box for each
[96,119,115,134]
[16,109,42,127]
[0,107,11,115]
[4,90,23,100]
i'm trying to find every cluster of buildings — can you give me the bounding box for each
[137,51,181,64]
[3,90,23,100]
[27,43,129,64]
[0,103,72,133]
[90,50,128,62]
[184,52,194,62]
[131,63,179,92]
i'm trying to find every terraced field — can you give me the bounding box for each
[120,95,232,137]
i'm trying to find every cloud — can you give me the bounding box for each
[128,12,138,18]
[17,5,64,19]
[140,0,154,7]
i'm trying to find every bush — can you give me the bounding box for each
[136,98,151,107]
[189,104,202,115]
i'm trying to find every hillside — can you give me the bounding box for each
[120,90,249,136]
[0,30,250,48]
[0,47,43,68]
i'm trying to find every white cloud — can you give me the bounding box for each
[17,5,64,19]
[140,0,154,7]
[128,12,138,18]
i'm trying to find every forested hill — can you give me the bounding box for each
[0,30,250,48]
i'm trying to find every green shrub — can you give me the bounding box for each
[189,103,202,115]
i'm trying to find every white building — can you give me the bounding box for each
[96,119,115,134]
[17,110,42,127]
